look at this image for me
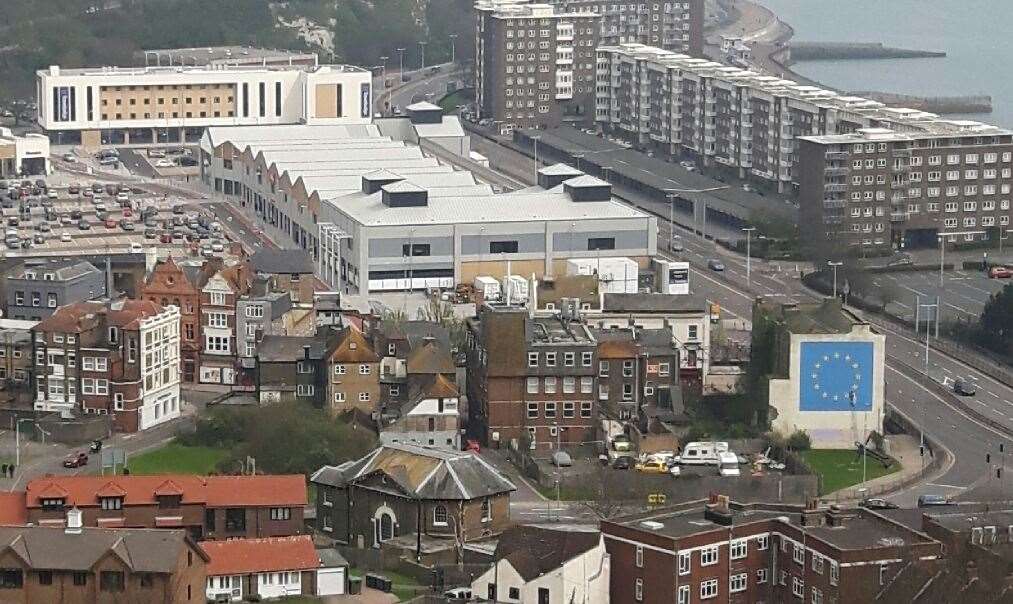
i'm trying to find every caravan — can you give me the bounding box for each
[674,442,729,466]
[717,452,740,477]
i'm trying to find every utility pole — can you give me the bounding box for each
[742,227,756,284]
[449,34,458,64]
[396,48,405,81]
[419,41,427,70]
[531,135,542,181]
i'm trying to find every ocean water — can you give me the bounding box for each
[755,0,1013,127]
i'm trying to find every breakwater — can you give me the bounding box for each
[788,41,945,61]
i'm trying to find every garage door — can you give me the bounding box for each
[317,568,345,596]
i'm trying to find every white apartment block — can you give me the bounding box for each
[594,43,1013,197]
[552,0,703,55]
[137,307,182,430]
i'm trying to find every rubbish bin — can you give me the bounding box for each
[366,573,392,593]
[348,578,362,595]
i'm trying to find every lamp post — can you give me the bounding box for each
[419,41,427,70]
[915,296,939,466]
[14,418,34,469]
[827,261,843,299]
[742,227,756,284]
[449,34,458,65]
[530,135,542,181]
[937,230,985,286]
[396,48,405,81]
[662,186,728,246]
[379,55,388,79]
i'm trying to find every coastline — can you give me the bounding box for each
[708,0,992,116]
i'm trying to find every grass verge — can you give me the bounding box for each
[123,441,229,475]
[800,449,899,494]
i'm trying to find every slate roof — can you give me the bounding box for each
[494,525,601,582]
[406,337,454,375]
[602,293,709,314]
[311,444,515,501]
[258,334,333,362]
[0,526,203,572]
[13,260,100,282]
[251,249,314,275]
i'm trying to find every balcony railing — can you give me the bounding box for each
[825,151,849,160]
[890,212,909,222]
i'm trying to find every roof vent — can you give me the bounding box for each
[361,170,404,194]
[381,181,428,208]
[406,101,444,125]
[562,175,612,202]
[639,520,664,531]
[65,507,83,534]
[538,163,584,189]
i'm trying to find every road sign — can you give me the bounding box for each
[647,493,667,505]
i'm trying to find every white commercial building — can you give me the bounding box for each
[0,128,50,177]
[36,60,371,147]
[137,306,182,430]
[201,119,657,295]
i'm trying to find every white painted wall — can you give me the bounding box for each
[471,534,610,604]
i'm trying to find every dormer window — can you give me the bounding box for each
[23,271,35,280]
[43,273,54,281]
[157,495,182,509]
[41,498,65,511]
[349,342,357,350]
[108,327,119,344]
[100,497,123,511]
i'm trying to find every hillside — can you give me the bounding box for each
[0,0,473,105]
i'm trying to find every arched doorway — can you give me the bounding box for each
[373,505,397,547]
[379,513,394,541]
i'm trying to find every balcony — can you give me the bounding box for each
[824,183,848,193]
[890,212,909,222]
[823,216,844,225]
[892,164,908,173]
[824,166,848,176]
[823,199,847,209]
[890,180,908,189]
[825,151,849,160]
[893,149,913,157]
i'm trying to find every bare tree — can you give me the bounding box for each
[580,463,630,520]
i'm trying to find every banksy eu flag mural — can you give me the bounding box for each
[799,341,873,412]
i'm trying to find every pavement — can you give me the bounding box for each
[320,588,397,604]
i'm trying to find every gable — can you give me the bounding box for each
[351,470,414,497]
[203,275,233,294]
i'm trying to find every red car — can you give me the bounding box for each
[122,208,132,217]
[104,219,117,229]
[990,266,1012,279]
[465,439,481,454]
[160,234,172,244]
[62,452,88,468]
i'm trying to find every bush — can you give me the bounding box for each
[786,429,812,452]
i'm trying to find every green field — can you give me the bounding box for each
[800,449,899,494]
[124,442,229,475]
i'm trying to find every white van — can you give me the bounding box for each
[717,452,740,477]
[675,442,729,466]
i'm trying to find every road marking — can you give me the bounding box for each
[925,483,967,490]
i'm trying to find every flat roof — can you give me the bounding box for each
[43,63,366,79]
[139,46,318,66]
[517,127,796,224]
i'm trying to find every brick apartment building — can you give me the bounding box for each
[24,474,306,541]
[198,261,251,386]
[593,325,680,420]
[141,257,202,383]
[798,126,1013,254]
[326,326,381,415]
[475,0,600,130]
[0,319,36,405]
[552,0,703,55]
[0,523,207,603]
[372,320,451,412]
[32,298,181,432]
[467,304,598,449]
[602,495,943,604]
[593,41,1013,223]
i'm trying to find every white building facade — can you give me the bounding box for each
[137,307,182,430]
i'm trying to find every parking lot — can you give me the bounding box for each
[0,178,229,257]
[874,268,1006,321]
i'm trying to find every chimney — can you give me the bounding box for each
[105,257,114,298]
[801,498,824,527]
[528,273,538,319]
[65,507,83,534]
[703,493,733,526]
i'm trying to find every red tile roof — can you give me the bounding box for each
[0,492,27,526]
[203,535,320,576]
[25,475,306,508]
[95,482,128,498]
[34,298,167,333]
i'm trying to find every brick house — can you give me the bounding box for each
[142,257,202,383]
[24,474,306,541]
[372,320,450,411]
[199,262,251,386]
[310,444,515,555]
[593,326,682,422]
[257,331,337,407]
[326,326,380,415]
[0,521,208,604]
[601,495,943,604]
[250,249,316,305]
[466,305,598,449]
[32,298,182,432]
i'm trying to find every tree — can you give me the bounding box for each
[786,429,812,452]
[977,282,1013,354]
[580,463,630,520]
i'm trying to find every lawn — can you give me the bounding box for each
[123,442,229,475]
[800,449,899,494]
[438,89,474,113]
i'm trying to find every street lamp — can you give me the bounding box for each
[530,135,542,181]
[742,227,756,284]
[1000,228,1013,257]
[937,230,985,286]
[14,418,34,470]
[827,261,843,299]
[418,41,427,70]
[449,34,458,65]
[396,48,405,81]
[915,297,939,465]
[379,55,389,79]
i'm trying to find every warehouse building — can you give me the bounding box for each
[201,120,656,295]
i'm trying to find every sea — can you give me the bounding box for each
[755,0,1013,128]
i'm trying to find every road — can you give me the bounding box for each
[468,128,1013,506]
[373,63,462,116]
[873,268,1004,321]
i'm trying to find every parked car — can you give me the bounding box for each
[33,234,46,245]
[144,228,158,239]
[78,220,92,230]
[60,233,72,242]
[551,451,572,467]
[443,588,472,601]
[62,153,77,162]
[68,185,80,195]
[635,460,668,474]
[917,494,950,507]
[990,266,1013,279]
[172,204,186,215]
[120,220,136,232]
[63,452,88,468]
[154,158,175,168]
[859,498,899,510]
[612,456,634,470]
[953,378,977,396]
[104,219,117,229]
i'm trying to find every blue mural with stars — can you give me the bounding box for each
[799,341,874,412]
